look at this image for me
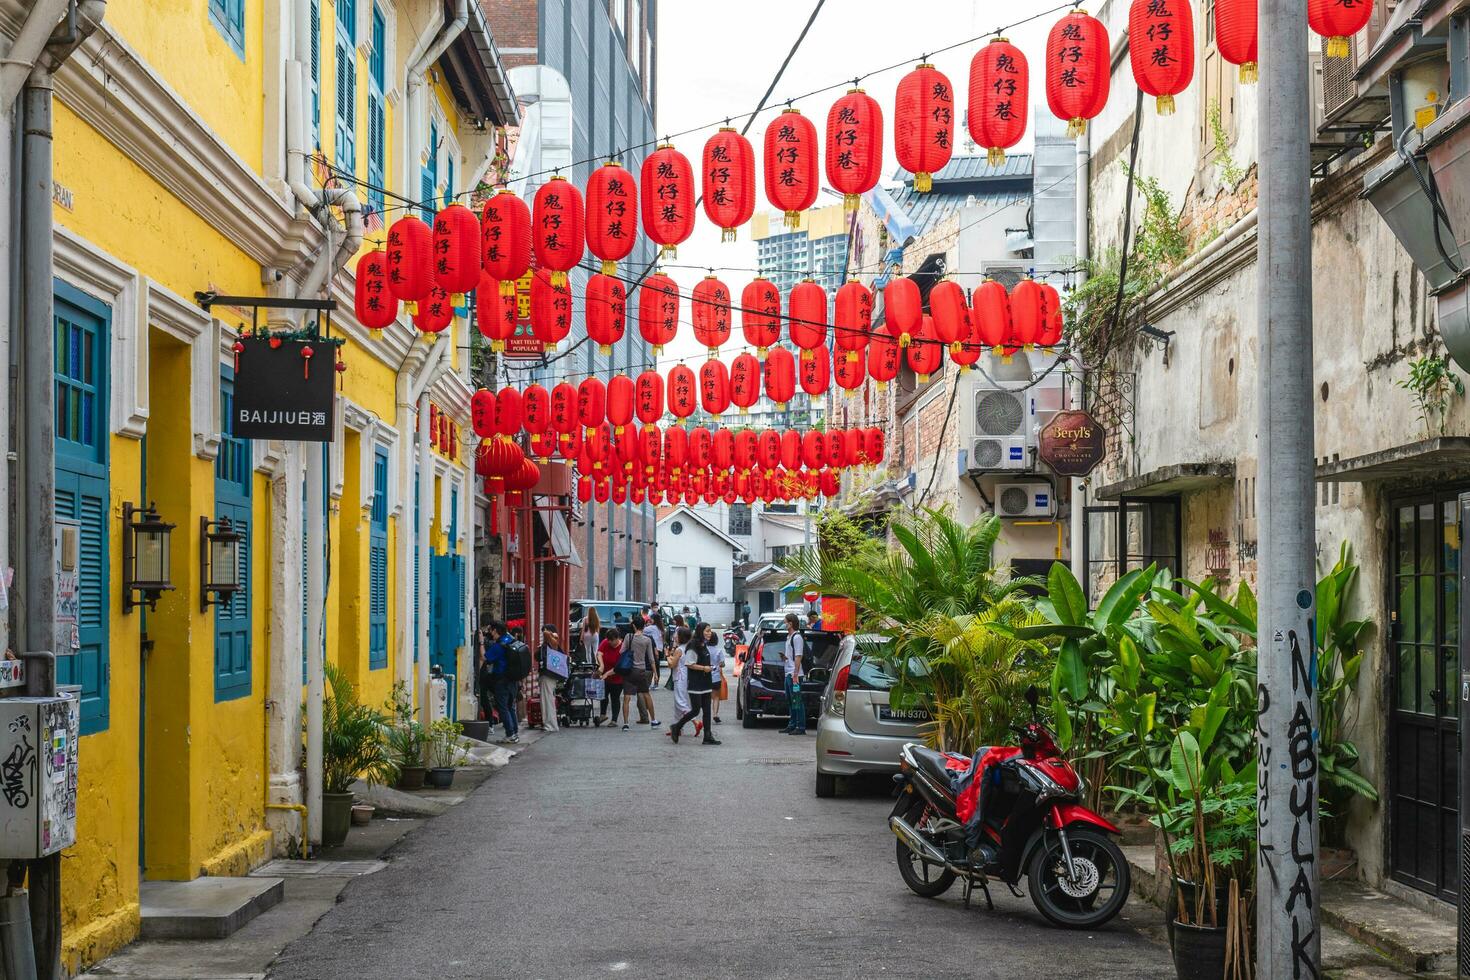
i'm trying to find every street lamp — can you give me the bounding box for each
[122,501,175,613]
[200,516,244,612]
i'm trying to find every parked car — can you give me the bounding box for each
[568,599,645,657]
[813,636,931,797]
[736,628,842,728]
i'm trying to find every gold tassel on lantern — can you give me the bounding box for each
[451,292,465,306]
[1156,94,1175,115]
[784,210,801,229]
[987,146,1006,167]
[844,193,859,213]
[598,343,612,355]
[1326,35,1349,58]
[370,328,383,341]
[601,260,617,275]
[722,227,737,243]
[661,244,678,260]
[876,380,888,391]
[917,373,931,384]
[406,301,419,316]
[551,270,567,287]
[498,280,515,298]
[800,349,814,363]
[949,342,963,356]
[898,333,911,348]
[847,351,860,364]
[1067,117,1087,138]
[913,172,932,193]
[1239,61,1258,83]
[492,340,505,352]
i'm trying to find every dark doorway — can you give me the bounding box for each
[1388,492,1460,901]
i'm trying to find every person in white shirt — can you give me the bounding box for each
[703,623,726,724]
[781,612,806,735]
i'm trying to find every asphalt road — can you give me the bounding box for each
[269,686,1176,980]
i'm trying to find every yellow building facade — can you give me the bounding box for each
[27,0,515,970]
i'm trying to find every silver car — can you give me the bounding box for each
[814,636,932,797]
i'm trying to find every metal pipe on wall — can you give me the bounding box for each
[1070,120,1089,582]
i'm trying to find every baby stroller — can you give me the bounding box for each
[560,663,604,727]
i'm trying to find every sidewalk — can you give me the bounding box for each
[80,730,546,979]
[1122,845,1457,978]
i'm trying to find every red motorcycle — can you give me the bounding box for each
[888,687,1130,928]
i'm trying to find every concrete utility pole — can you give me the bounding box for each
[1255,0,1320,974]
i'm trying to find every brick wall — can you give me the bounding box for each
[482,0,539,69]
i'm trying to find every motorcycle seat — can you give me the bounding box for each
[911,746,965,794]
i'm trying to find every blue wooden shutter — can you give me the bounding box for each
[210,0,245,56]
[53,282,110,734]
[215,371,253,701]
[366,6,386,220]
[310,0,321,146]
[334,39,356,172]
[369,449,388,669]
[420,120,438,220]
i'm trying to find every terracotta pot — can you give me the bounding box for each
[350,804,374,826]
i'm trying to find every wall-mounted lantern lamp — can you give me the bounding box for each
[122,501,175,613]
[200,516,244,612]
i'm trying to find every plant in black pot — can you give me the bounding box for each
[425,718,464,788]
[322,664,394,846]
[385,683,428,790]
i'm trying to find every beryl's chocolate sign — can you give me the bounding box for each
[1037,409,1106,477]
[231,337,335,442]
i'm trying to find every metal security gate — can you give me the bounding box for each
[1388,492,1461,901]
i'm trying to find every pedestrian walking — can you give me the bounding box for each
[741,600,752,629]
[620,613,661,731]
[482,621,524,743]
[596,628,624,727]
[701,623,726,724]
[581,607,602,665]
[670,621,719,745]
[667,625,694,733]
[781,612,806,735]
[475,627,498,727]
[538,629,569,733]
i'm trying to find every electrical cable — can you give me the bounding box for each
[1098,89,1146,365]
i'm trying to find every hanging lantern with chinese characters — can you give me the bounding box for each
[742,278,782,355]
[354,250,397,332]
[929,279,971,355]
[949,299,984,371]
[532,176,585,286]
[475,271,516,350]
[1310,0,1372,57]
[577,377,607,432]
[972,278,1013,350]
[470,388,495,437]
[481,189,532,295]
[884,276,922,347]
[825,89,883,211]
[1010,278,1044,348]
[834,279,873,364]
[834,343,866,392]
[641,143,695,258]
[664,425,688,471]
[1046,10,1111,137]
[386,214,433,312]
[689,426,713,469]
[799,344,830,397]
[550,382,577,435]
[780,430,801,472]
[585,273,626,354]
[529,268,572,349]
[906,316,943,383]
[1129,0,1195,115]
[692,275,732,356]
[1037,282,1065,348]
[635,370,665,427]
[584,161,638,275]
[763,108,819,229]
[699,358,730,416]
[606,375,634,434]
[413,284,453,335]
[638,272,680,354]
[701,128,756,241]
[667,365,697,423]
[764,347,796,408]
[894,63,955,192]
[730,352,761,414]
[969,38,1029,166]
[522,384,551,435]
[433,203,482,303]
[869,332,900,387]
[788,279,828,357]
[1215,0,1258,82]
[494,387,524,437]
[758,430,782,472]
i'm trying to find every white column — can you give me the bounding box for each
[305,441,325,844]
[416,392,433,725]
[266,443,306,851]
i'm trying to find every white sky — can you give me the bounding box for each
[652,0,1063,365]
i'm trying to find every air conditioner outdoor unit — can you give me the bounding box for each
[995,482,1055,519]
[969,385,1032,472]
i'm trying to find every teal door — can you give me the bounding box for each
[429,553,465,719]
[214,370,252,701]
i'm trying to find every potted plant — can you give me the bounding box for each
[321,664,394,846]
[425,718,463,788]
[385,683,428,790]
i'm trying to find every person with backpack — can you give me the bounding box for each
[619,613,661,732]
[483,621,527,744]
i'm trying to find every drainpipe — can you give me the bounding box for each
[1070,124,1090,586]
[417,391,434,726]
[404,0,467,200]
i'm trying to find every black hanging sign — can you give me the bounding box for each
[231,337,335,442]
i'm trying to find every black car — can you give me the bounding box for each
[568,600,645,660]
[735,629,841,728]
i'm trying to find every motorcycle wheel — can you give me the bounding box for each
[1027,828,1131,929]
[895,837,956,898]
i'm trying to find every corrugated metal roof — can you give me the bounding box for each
[889,153,1033,184]
[887,154,1034,235]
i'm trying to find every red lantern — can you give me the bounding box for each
[692,276,732,355]
[530,268,572,349]
[578,377,607,432]
[906,316,943,383]
[712,428,735,471]
[1046,10,1111,137]
[730,352,761,414]
[475,271,517,350]
[764,347,796,407]
[433,203,481,301]
[1038,282,1065,348]
[763,108,819,228]
[471,388,495,437]
[529,430,557,460]
[780,430,801,471]
[638,273,680,355]
[825,89,883,211]
[639,425,663,471]
[594,479,610,504]
[641,143,695,258]
[664,426,688,470]
[885,277,922,346]
[799,345,830,397]
[699,358,730,416]
[929,280,970,354]
[702,128,756,241]
[758,430,782,472]
[895,64,955,193]
[972,279,1013,349]
[834,345,866,392]
[865,427,886,466]
[868,333,900,387]
[584,161,638,274]
[606,375,635,434]
[801,430,825,470]
[480,190,532,293]
[734,429,757,472]
[558,425,582,459]
[656,367,686,423]
[834,280,873,363]
[575,477,592,503]
[413,285,453,334]
[841,429,863,468]
[969,39,1029,167]
[788,280,827,356]
[635,370,665,426]
[950,301,984,371]
[550,382,577,434]
[1215,0,1258,82]
[1130,0,1195,115]
[689,427,713,469]
[585,273,627,355]
[1310,0,1372,57]
[522,384,550,433]
[532,176,585,286]
[1010,278,1043,348]
[742,278,782,355]
[354,249,397,332]
[386,215,433,312]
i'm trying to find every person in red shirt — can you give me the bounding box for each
[596,628,625,727]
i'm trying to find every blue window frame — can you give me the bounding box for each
[449,484,459,552]
[369,449,389,669]
[209,0,245,58]
[420,120,438,220]
[215,369,252,701]
[366,6,386,221]
[444,157,455,209]
[54,281,110,735]
[333,0,357,173]
[310,0,321,147]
